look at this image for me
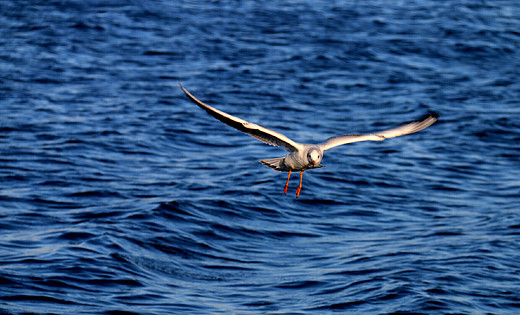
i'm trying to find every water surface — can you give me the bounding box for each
[1,1,520,313]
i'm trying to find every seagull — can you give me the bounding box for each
[179,83,438,197]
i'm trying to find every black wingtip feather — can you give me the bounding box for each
[428,111,440,119]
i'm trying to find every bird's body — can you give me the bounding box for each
[260,145,324,196]
[179,83,438,197]
[261,146,323,172]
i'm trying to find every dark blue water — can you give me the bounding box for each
[2,1,520,313]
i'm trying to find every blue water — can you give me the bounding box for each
[2,1,520,313]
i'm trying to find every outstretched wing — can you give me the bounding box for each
[179,83,303,152]
[319,112,439,151]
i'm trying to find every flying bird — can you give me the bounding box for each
[179,83,438,197]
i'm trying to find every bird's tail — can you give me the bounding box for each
[260,157,288,172]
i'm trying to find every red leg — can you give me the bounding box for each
[296,171,304,198]
[283,170,291,195]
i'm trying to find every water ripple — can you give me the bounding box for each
[1,0,520,314]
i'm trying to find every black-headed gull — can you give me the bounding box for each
[179,83,438,197]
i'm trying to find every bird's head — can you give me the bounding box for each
[307,148,322,167]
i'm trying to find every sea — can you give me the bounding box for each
[1,1,520,314]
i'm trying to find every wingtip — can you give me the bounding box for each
[415,111,439,124]
[428,111,440,119]
[178,82,195,100]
